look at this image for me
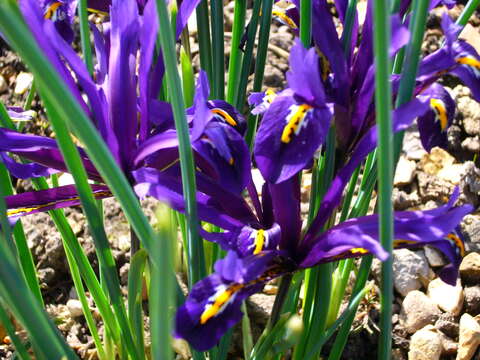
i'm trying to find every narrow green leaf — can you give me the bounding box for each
[241,302,254,358]
[154,0,205,287]
[307,282,371,360]
[210,0,225,99]
[0,161,43,306]
[226,0,246,104]
[128,249,148,359]
[455,0,480,27]
[63,242,106,360]
[245,0,274,149]
[149,206,175,360]
[180,48,195,108]
[327,256,373,360]
[234,0,262,110]
[0,194,76,359]
[196,0,213,82]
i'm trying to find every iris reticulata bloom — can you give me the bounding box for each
[1,0,241,222]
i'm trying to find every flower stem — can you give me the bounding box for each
[269,273,293,328]
[300,0,312,46]
[456,0,480,27]
[372,0,393,358]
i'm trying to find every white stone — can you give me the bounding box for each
[438,163,468,184]
[419,147,455,176]
[427,278,464,316]
[408,325,442,360]
[457,314,480,360]
[402,123,428,160]
[0,75,7,93]
[394,156,417,186]
[401,290,441,334]
[66,299,83,318]
[14,72,33,95]
[424,246,446,267]
[393,249,433,297]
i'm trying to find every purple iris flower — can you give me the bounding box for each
[165,137,471,351]
[2,0,243,221]
[167,141,471,350]
[256,1,478,160]
[133,40,472,349]
[129,24,477,348]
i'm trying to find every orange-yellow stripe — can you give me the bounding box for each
[200,284,243,324]
[253,229,265,255]
[7,191,111,217]
[281,104,313,143]
[456,56,480,70]
[447,233,465,257]
[211,108,237,127]
[350,247,369,255]
[393,239,417,247]
[272,9,298,29]
[430,98,448,131]
[44,2,62,19]
[265,88,277,103]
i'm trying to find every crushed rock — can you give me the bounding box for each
[400,290,442,334]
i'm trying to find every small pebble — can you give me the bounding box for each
[66,299,84,318]
[394,156,417,186]
[408,325,442,360]
[464,286,480,316]
[435,313,460,339]
[457,313,480,360]
[438,331,458,356]
[0,75,7,94]
[427,278,464,316]
[14,72,33,95]
[424,246,446,268]
[393,249,433,297]
[401,290,441,334]
[459,252,480,285]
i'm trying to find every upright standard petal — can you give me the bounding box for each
[108,0,139,170]
[139,0,159,142]
[193,122,251,194]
